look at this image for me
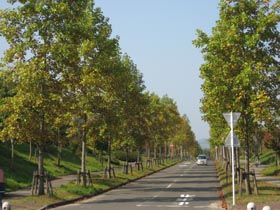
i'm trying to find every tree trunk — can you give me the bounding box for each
[10,139,14,168]
[125,148,129,174]
[38,143,45,195]
[81,114,87,186]
[147,143,150,160]
[107,138,112,178]
[126,148,129,164]
[244,118,252,194]
[57,129,62,167]
[164,141,167,158]
[159,146,162,161]
[180,145,183,160]
[29,141,32,160]
[154,146,157,159]
[38,109,45,196]
[137,149,140,162]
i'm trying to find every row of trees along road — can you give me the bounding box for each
[194,0,280,195]
[0,1,200,195]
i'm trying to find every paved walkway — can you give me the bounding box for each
[3,174,78,200]
[252,164,280,187]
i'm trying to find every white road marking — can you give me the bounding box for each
[137,193,220,209]
[179,202,185,206]
[137,203,222,208]
[175,194,195,206]
[167,184,172,188]
[136,204,190,208]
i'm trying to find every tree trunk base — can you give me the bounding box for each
[31,170,53,196]
[239,169,258,196]
[77,170,93,186]
[104,167,116,179]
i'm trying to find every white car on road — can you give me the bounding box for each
[196,155,208,166]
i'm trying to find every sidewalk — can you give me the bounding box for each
[3,174,77,200]
[253,164,280,187]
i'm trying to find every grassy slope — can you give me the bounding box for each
[0,142,110,191]
[259,151,280,176]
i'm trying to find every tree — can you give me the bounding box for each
[59,2,121,184]
[0,0,119,191]
[0,0,72,195]
[159,95,181,158]
[193,0,280,194]
[0,69,17,166]
[263,128,280,167]
[109,55,146,168]
[144,93,165,160]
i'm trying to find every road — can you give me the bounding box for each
[54,161,225,210]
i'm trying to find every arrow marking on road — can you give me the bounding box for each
[176,194,195,206]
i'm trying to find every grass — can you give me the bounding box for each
[259,151,276,165]
[0,142,120,191]
[262,166,280,176]
[216,160,280,205]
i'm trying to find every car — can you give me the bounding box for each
[196,155,208,166]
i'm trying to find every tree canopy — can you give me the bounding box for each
[193,0,280,194]
[0,0,199,194]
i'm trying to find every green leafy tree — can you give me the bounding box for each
[60,3,121,184]
[193,0,280,194]
[0,69,17,165]
[263,128,280,167]
[145,93,165,160]
[142,93,183,160]
[110,55,146,165]
[0,0,72,195]
[160,95,181,158]
[173,115,200,159]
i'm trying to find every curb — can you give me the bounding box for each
[214,161,230,210]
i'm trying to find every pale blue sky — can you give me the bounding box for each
[93,0,220,141]
[0,1,221,141]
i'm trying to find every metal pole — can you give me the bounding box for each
[231,112,235,205]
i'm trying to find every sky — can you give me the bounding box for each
[0,1,221,144]
[93,0,220,143]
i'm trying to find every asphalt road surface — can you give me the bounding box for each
[54,160,225,210]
